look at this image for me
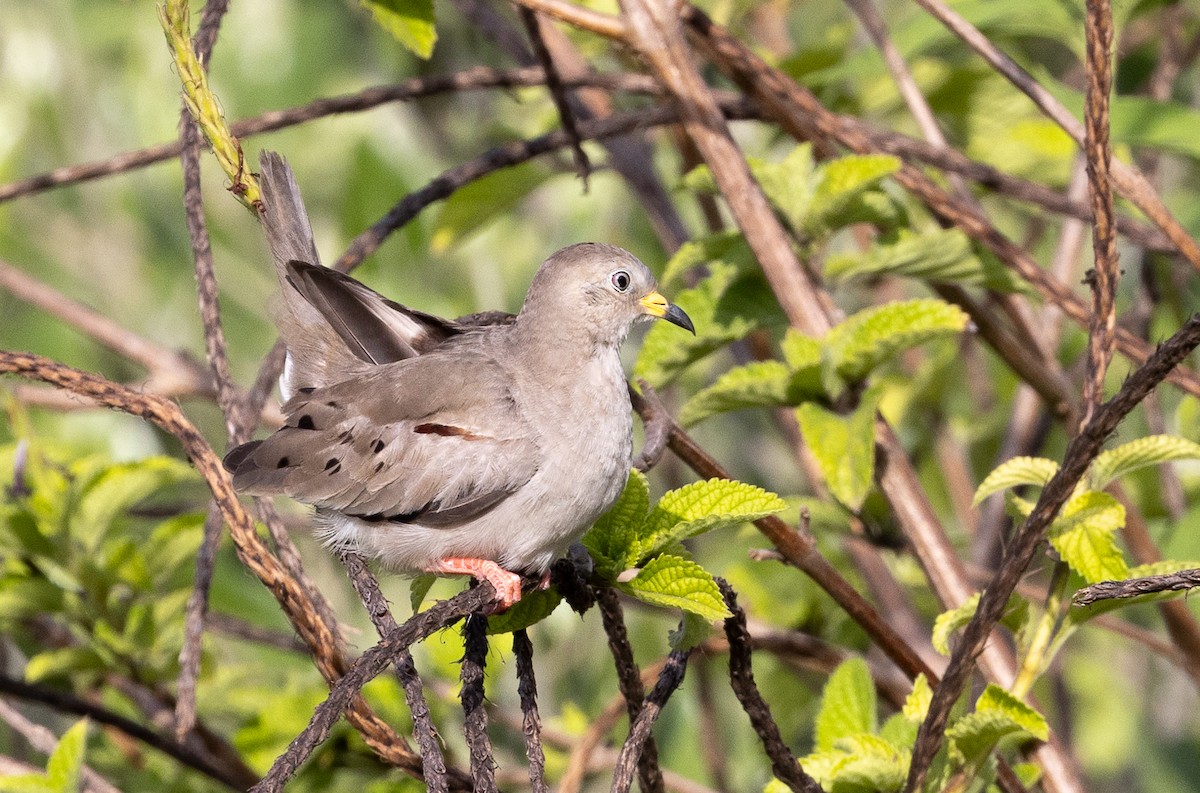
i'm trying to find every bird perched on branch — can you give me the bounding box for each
[223,152,694,609]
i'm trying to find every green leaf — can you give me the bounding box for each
[635,479,787,563]
[583,469,650,577]
[973,456,1059,505]
[781,328,822,369]
[827,734,908,792]
[1127,560,1200,578]
[659,230,754,289]
[1087,435,1200,491]
[635,263,777,388]
[0,775,56,793]
[825,228,985,284]
[24,647,105,683]
[409,574,436,613]
[902,674,932,721]
[947,685,1048,763]
[45,719,87,793]
[619,555,731,621]
[668,611,715,651]
[72,457,196,552]
[827,299,970,383]
[486,589,562,635]
[796,395,879,513]
[679,361,791,427]
[755,145,818,229]
[932,593,1028,655]
[431,163,549,251]
[805,154,900,235]
[815,658,877,751]
[1049,491,1129,583]
[360,0,437,58]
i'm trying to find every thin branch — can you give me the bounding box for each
[251,584,499,793]
[717,580,823,793]
[461,613,498,793]
[1081,0,1120,429]
[610,648,691,793]
[907,313,1200,791]
[596,586,666,793]
[1074,568,1200,607]
[0,674,252,790]
[513,629,550,793]
[519,6,592,187]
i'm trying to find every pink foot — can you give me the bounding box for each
[428,557,523,611]
[537,571,552,591]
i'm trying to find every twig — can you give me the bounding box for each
[907,313,1200,791]
[596,586,666,793]
[338,551,456,790]
[910,0,1200,273]
[0,699,123,793]
[251,584,498,793]
[461,613,498,793]
[717,580,822,793]
[610,648,691,793]
[0,68,657,204]
[0,674,252,790]
[0,351,426,778]
[1074,568,1200,607]
[205,611,310,653]
[1081,0,1119,429]
[513,629,550,793]
[519,6,592,187]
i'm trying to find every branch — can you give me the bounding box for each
[461,613,498,793]
[1073,568,1200,607]
[906,313,1200,791]
[512,629,550,793]
[610,648,691,793]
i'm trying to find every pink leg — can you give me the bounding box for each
[428,557,523,610]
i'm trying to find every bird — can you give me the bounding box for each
[222,152,694,609]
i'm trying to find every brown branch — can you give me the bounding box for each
[251,584,499,793]
[461,613,498,793]
[907,313,1200,791]
[596,586,666,793]
[717,580,823,793]
[518,7,592,187]
[0,351,428,779]
[610,648,691,793]
[1073,568,1200,606]
[512,629,550,793]
[1081,0,1120,429]
[0,673,252,790]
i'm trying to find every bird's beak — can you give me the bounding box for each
[640,291,695,334]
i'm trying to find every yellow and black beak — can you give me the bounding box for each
[640,291,695,334]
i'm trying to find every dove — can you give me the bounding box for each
[223,152,694,609]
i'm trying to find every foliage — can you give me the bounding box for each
[0,719,88,793]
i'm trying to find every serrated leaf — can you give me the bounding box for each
[72,457,196,552]
[432,163,549,251]
[756,145,818,229]
[1087,435,1200,490]
[973,456,1059,505]
[679,361,793,427]
[794,749,853,789]
[660,230,754,289]
[583,469,650,577]
[902,674,932,721]
[781,328,822,369]
[947,710,1027,764]
[1049,491,1129,583]
[635,264,776,388]
[486,589,561,635]
[827,299,970,382]
[932,593,1028,656]
[825,228,986,287]
[815,658,877,751]
[45,719,87,793]
[879,712,919,751]
[976,684,1049,741]
[409,574,436,613]
[619,555,731,621]
[1127,560,1200,578]
[805,154,900,235]
[829,734,908,792]
[361,0,437,58]
[796,395,878,513]
[634,479,787,563]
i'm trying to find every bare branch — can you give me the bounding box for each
[1074,568,1200,607]
[513,629,550,793]
[610,648,691,793]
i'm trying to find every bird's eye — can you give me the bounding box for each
[611,270,631,292]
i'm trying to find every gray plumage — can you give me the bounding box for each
[225,152,693,606]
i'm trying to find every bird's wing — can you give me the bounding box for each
[224,349,540,528]
[284,260,460,365]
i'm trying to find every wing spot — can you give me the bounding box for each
[372,439,386,454]
[414,422,485,440]
[297,415,316,430]
[326,401,338,408]
[374,461,385,473]
[298,387,315,394]
[324,458,339,470]
[276,457,290,468]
